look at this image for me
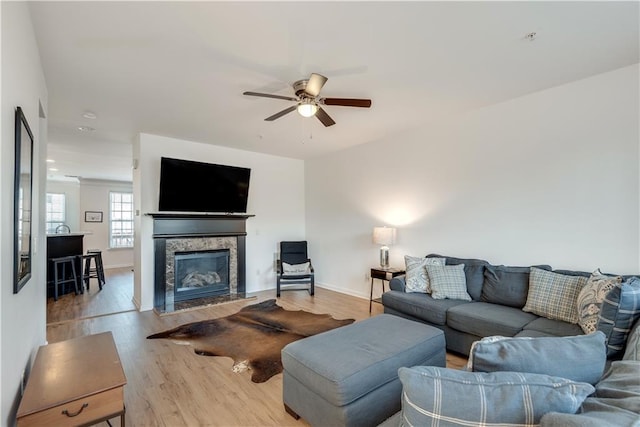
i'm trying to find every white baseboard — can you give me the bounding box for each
[257,282,369,300]
[315,282,369,300]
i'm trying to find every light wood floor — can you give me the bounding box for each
[47,267,136,325]
[46,272,467,427]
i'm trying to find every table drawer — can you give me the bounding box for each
[17,386,123,427]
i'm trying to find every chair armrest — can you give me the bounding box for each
[307,259,314,273]
[276,259,283,274]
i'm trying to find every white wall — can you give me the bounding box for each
[306,64,640,299]
[133,134,305,311]
[79,179,134,269]
[45,180,80,231]
[1,2,48,424]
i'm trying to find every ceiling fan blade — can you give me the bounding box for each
[243,91,297,102]
[265,105,297,121]
[315,107,336,127]
[322,98,372,108]
[305,73,328,97]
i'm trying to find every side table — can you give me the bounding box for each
[17,331,127,427]
[370,267,405,312]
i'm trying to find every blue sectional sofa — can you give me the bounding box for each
[382,254,638,356]
[379,254,640,426]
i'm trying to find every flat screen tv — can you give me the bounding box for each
[158,157,251,213]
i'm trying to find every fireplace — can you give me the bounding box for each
[174,249,230,301]
[150,213,253,313]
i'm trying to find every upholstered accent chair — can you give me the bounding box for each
[277,241,314,297]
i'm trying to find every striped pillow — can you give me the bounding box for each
[425,264,472,301]
[597,277,640,358]
[399,366,594,427]
[523,268,588,324]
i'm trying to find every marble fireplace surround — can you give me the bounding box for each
[166,236,237,303]
[149,213,253,313]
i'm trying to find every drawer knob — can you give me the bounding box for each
[62,403,88,417]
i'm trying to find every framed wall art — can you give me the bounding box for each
[14,107,34,294]
[85,211,103,223]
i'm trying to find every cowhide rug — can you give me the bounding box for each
[147,299,354,383]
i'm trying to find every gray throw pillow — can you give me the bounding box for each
[467,332,607,385]
[399,366,594,426]
[425,264,471,301]
[523,267,588,324]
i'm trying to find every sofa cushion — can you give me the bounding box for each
[540,360,640,427]
[425,264,472,301]
[399,366,594,427]
[427,254,489,301]
[521,317,585,337]
[481,265,551,309]
[447,302,538,337]
[404,255,445,293]
[467,333,607,385]
[553,269,592,277]
[577,270,622,334]
[381,290,469,325]
[523,267,588,324]
[623,319,640,361]
[597,277,640,358]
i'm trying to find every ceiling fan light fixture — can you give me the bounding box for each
[297,100,318,118]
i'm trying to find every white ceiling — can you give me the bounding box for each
[29,1,639,182]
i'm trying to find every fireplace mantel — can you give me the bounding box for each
[146,212,255,219]
[150,212,253,313]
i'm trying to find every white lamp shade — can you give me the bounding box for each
[373,227,396,246]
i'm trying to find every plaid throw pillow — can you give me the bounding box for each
[597,277,640,358]
[404,256,445,293]
[425,264,471,301]
[399,366,594,426]
[523,268,587,324]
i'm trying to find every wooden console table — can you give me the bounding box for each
[17,332,126,426]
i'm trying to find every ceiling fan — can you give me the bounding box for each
[243,73,372,127]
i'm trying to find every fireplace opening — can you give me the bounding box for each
[174,249,230,302]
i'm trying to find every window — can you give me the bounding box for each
[110,192,134,248]
[46,193,66,234]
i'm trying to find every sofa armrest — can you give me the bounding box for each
[389,275,406,292]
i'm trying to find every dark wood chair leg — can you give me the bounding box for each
[53,262,59,302]
[276,276,281,297]
[84,255,91,290]
[70,259,80,295]
[284,404,300,420]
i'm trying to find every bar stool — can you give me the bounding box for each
[82,250,105,291]
[50,256,80,301]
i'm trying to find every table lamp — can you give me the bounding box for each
[373,226,396,268]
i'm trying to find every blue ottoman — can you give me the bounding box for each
[281,314,446,427]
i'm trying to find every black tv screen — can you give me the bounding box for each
[158,157,251,213]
